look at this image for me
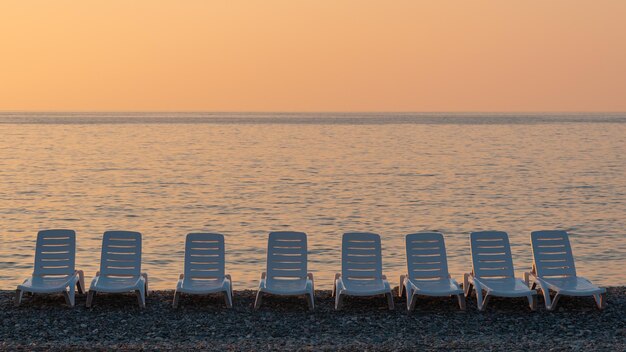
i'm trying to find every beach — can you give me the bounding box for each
[1,287,624,351]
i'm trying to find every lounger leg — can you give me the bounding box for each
[68,287,76,307]
[254,291,263,310]
[86,290,96,308]
[14,289,23,307]
[541,287,554,310]
[528,294,537,311]
[224,290,233,309]
[172,291,181,308]
[306,292,315,311]
[476,286,489,311]
[76,270,86,294]
[399,275,406,298]
[335,293,343,310]
[457,294,466,310]
[480,293,491,311]
[386,292,394,310]
[593,293,606,310]
[136,287,146,308]
[63,290,73,307]
[408,293,417,313]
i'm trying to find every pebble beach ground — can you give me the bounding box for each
[1,287,624,351]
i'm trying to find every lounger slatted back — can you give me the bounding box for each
[173,233,232,308]
[405,232,449,280]
[470,231,515,279]
[34,230,76,277]
[266,231,308,287]
[254,231,315,310]
[334,232,393,310]
[530,230,576,278]
[184,233,225,281]
[15,229,85,307]
[465,231,536,311]
[100,231,142,278]
[526,230,605,310]
[342,232,383,283]
[86,231,148,308]
[401,232,465,311]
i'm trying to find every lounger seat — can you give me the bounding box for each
[534,277,604,296]
[90,275,147,293]
[173,233,232,308]
[474,277,537,297]
[176,277,231,295]
[400,232,465,311]
[335,277,390,296]
[254,231,315,310]
[333,232,394,310]
[524,230,606,310]
[404,278,463,296]
[258,277,312,295]
[15,229,85,307]
[464,231,537,311]
[18,276,80,294]
[86,231,148,308]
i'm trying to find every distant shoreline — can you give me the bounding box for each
[1,287,623,351]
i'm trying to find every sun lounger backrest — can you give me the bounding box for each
[34,229,76,277]
[100,231,142,278]
[405,232,450,280]
[342,232,383,281]
[470,231,515,279]
[184,233,225,279]
[266,231,308,284]
[530,230,577,278]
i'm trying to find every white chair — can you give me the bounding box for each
[173,233,232,308]
[15,229,85,307]
[399,232,465,311]
[524,230,606,310]
[333,232,394,310]
[464,231,537,311]
[254,231,314,311]
[86,231,148,308]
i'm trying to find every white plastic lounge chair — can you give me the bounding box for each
[86,231,148,308]
[333,232,394,310]
[254,231,314,311]
[399,232,465,311]
[15,230,85,307]
[464,231,537,311]
[173,233,232,308]
[524,230,606,310]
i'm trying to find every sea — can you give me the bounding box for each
[0,112,624,289]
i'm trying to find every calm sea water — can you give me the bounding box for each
[0,112,624,289]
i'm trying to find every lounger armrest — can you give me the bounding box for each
[523,272,530,287]
[260,272,266,279]
[307,273,315,292]
[399,274,407,297]
[381,274,388,280]
[95,271,100,276]
[332,273,341,297]
[225,274,232,281]
[179,274,185,280]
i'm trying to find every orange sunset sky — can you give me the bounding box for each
[1,1,625,112]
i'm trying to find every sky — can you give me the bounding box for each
[1,1,625,112]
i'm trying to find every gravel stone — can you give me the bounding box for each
[0,287,624,351]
